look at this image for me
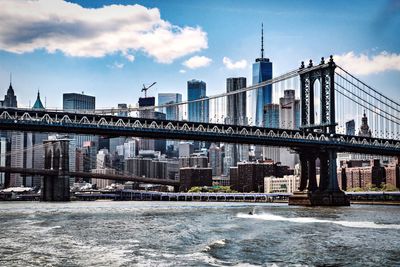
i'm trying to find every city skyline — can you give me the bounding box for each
[0,0,399,109]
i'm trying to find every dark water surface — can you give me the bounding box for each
[0,201,399,266]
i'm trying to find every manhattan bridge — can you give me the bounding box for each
[0,56,399,205]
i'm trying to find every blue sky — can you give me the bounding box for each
[0,0,399,108]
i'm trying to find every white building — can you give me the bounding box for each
[0,137,6,188]
[279,90,300,168]
[179,142,194,158]
[209,143,222,176]
[91,168,116,189]
[264,175,300,193]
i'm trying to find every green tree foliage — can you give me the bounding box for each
[187,186,238,193]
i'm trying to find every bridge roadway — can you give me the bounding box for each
[0,166,180,186]
[0,108,399,156]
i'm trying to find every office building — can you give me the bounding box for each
[118,103,128,117]
[179,156,208,168]
[187,79,209,123]
[158,93,182,120]
[253,24,272,126]
[63,92,97,149]
[209,143,222,176]
[91,168,116,189]
[138,96,167,153]
[224,77,249,174]
[279,90,300,168]
[63,93,95,111]
[263,103,280,163]
[264,175,300,193]
[179,142,194,158]
[346,119,355,136]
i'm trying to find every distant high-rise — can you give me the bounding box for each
[358,112,372,137]
[63,93,96,149]
[263,104,280,163]
[187,79,209,123]
[279,90,300,129]
[224,77,248,174]
[253,24,272,126]
[226,77,247,125]
[263,104,279,128]
[1,75,17,107]
[118,103,128,117]
[209,143,222,176]
[138,96,166,153]
[158,93,182,120]
[279,90,300,168]
[63,93,95,111]
[345,120,355,136]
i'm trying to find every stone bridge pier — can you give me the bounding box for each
[289,148,349,206]
[41,139,70,201]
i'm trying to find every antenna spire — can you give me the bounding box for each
[9,72,12,86]
[261,23,264,59]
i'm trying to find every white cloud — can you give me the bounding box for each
[182,56,212,69]
[108,62,124,69]
[124,54,135,62]
[222,57,248,69]
[0,0,208,63]
[179,69,186,73]
[334,51,400,75]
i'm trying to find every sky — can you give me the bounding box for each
[0,0,399,109]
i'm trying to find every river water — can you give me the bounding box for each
[0,201,399,266]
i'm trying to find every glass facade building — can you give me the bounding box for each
[187,80,209,123]
[158,93,182,121]
[253,59,273,126]
[63,93,95,111]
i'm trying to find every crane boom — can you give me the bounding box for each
[141,82,157,98]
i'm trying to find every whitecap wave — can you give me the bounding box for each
[237,213,400,229]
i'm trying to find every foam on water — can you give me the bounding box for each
[237,212,400,229]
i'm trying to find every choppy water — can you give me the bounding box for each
[0,202,399,266]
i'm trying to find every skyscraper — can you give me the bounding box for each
[279,90,300,168]
[63,93,95,111]
[63,92,97,149]
[158,93,182,120]
[138,96,167,153]
[0,76,17,108]
[263,104,280,128]
[187,79,209,123]
[253,24,272,126]
[345,120,355,136]
[279,90,300,129]
[226,77,247,125]
[263,104,280,163]
[224,77,249,174]
[358,112,372,137]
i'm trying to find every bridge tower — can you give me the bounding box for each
[290,56,349,206]
[41,139,70,201]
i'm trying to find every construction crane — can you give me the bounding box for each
[141,82,157,98]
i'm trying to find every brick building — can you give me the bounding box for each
[230,161,293,192]
[338,159,387,190]
[179,167,212,191]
